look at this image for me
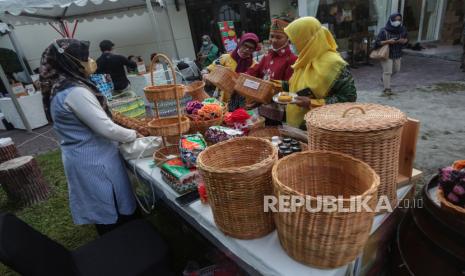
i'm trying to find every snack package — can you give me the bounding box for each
[205,126,244,144]
[179,134,207,168]
[161,158,200,194]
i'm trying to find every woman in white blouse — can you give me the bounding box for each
[40,39,138,235]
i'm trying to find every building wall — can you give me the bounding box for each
[269,0,298,18]
[0,0,196,70]
[440,0,464,44]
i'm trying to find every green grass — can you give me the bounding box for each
[0,150,215,275]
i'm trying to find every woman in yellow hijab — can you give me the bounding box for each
[283,17,357,128]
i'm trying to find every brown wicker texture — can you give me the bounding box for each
[185,81,209,101]
[273,151,380,268]
[205,65,238,94]
[248,127,308,150]
[248,116,266,131]
[437,188,465,219]
[147,116,190,137]
[305,103,407,209]
[187,115,223,135]
[153,145,181,166]
[144,53,185,102]
[197,137,278,239]
[234,73,275,104]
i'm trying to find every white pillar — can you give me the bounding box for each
[298,0,308,17]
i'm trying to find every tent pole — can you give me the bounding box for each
[0,65,32,133]
[7,27,32,82]
[164,6,179,59]
[145,0,159,52]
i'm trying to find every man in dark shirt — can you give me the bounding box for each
[96,40,136,93]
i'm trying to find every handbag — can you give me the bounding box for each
[119,136,162,160]
[370,31,390,60]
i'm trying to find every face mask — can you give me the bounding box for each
[79,58,97,76]
[290,44,299,55]
[272,41,289,52]
[391,20,402,27]
[202,41,209,46]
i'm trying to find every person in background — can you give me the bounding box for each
[283,17,357,129]
[374,13,408,95]
[202,32,260,111]
[127,55,143,74]
[96,40,137,97]
[40,39,138,235]
[246,16,297,125]
[196,35,219,69]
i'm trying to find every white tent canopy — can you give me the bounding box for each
[0,0,173,132]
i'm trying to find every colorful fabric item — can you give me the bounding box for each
[283,17,353,127]
[205,126,244,144]
[186,100,204,115]
[179,134,207,168]
[270,18,290,34]
[197,104,222,120]
[89,74,114,99]
[161,158,199,194]
[246,45,297,81]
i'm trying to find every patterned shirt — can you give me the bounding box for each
[375,28,408,60]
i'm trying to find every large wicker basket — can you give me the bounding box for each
[205,65,238,94]
[185,81,209,101]
[148,116,190,137]
[273,151,379,268]
[234,73,275,104]
[305,103,407,209]
[437,188,465,219]
[144,54,185,102]
[197,137,278,239]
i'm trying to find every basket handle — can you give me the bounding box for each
[149,53,177,86]
[342,106,366,118]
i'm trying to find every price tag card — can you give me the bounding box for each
[243,79,260,90]
[137,62,146,74]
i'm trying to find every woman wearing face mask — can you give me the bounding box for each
[203,32,260,111]
[197,35,219,69]
[282,17,357,129]
[246,17,297,125]
[40,39,138,235]
[375,13,408,95]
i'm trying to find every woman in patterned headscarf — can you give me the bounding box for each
[40,39,138,235]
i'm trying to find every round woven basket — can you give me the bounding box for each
[153,145,180,166]
[144,54,185,101]
[185,81,209,101]
[305,103,407,210]
[437,188,465,219]
[205,65,238,94]
[147,116,190,137]
[197,137,278,239]
[273,150,379,268]
[187,115,223,135]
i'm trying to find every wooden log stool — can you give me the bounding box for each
[0,138,20,164]
[0,156,50,206]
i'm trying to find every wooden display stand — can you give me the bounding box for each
[0,138,20,164]
[397,118,422,188]
[0,156,50,206]
[144,54,190,146]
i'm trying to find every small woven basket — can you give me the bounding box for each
[144,54,185,102]
[305,103,407,210]
[147,116,190,137]
[437,188,465,219]
[187,115,223,135]
[153,145,180,166]
[205,65,238,94]
[197,137,278,239]
[234,73,275,104]
[185,81,209,101]
[273,150,379,268]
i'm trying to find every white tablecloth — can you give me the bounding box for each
[128,157,414,276]
[0,92,48,129]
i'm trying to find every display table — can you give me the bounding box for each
[127,157,415,276]
[0,92,48,130]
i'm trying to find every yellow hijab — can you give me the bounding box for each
[284,17,347,127]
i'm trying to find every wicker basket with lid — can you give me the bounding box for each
[305,103,407,209]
